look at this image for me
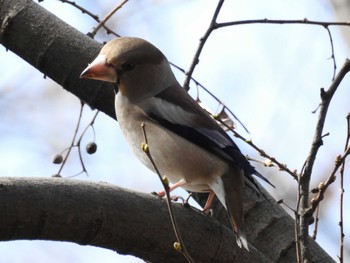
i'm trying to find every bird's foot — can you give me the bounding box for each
[201,191,216,215]
[152,191,182,201]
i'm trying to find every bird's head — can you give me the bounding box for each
[80,37,177,101]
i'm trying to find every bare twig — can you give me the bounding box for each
[140,123,194,263]
[183,15,350,91]
[276,198,301,260]
[299,59,350,262]
[171,62,249,133]
[311,205,320,240]
[295,179,302,263]
[57,0,99,20]
[216,18,350,29]
[75,110,99,176]
[305,147,350,221]
[183,0,224,91]
[215,117,298,180]
[89,0,129,38]
[55,101,85,176]
[54,104,99,177]
[324,26,337,81]
[56,0,121,37]
[338,114,349,263]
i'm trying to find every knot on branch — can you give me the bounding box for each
[320,88,327,100]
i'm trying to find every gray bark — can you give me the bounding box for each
[0,0,335,262]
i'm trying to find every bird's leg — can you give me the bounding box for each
[202,191,216,214]
[171,192,193,207]
[184,192,193,206]
[157,179,186,197]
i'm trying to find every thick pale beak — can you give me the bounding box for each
[80,54,117,83]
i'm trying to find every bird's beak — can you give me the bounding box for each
[80,54,117,83]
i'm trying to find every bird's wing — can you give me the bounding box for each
[140,85,248,169]
[140,85,274,188]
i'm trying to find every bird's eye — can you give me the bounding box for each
[121,62,135,72]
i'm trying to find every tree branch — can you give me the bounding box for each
[0,0,337,262]
[0,177,333,262]
[0,177,268,262]
[0,0,115,119]
[299,59,350,262]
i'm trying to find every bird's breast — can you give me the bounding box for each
[115,94,230,192]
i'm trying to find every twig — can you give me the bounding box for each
[57,0,99,20]
[171,62,249,134]
[276,197,301,259]
[183,0,224,91]
[305,147,350,219]
[89,0,129,38]
[56,0,120,37]
[140,123,194,263]
[215,117,298,180]
[311,205,320,240]
[295,183,302,263]
[324,26,337,81]
[217,19,340,81]
[216,18,350,29]
[56,101,85,176]
[338,113,349,263]
[75,110,99,177]
[299,59,350,262]
[183,15,350,92]
[54,105,99,177]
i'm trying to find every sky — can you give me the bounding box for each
[0,0,349,262]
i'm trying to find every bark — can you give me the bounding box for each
[0,0,335,262]
[0,177,270,263]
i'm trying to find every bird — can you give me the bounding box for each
[80,37,272,250]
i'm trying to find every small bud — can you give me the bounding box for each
[335,155,342,165]
[162,175,169,186]
[52,154,63,164]
[173,242,182,252]
[330,175,336,183]
[141,143,149,153]
[318,182,325,191]
[86,142,97,154]
[264,160,274,167]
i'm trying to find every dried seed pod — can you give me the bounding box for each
[86,142,97,154]
[52,154,63,164]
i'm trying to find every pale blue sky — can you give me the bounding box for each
[0,0,349,262]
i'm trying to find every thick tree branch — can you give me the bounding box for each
[0,0,336,262]
[0,177,332,263]
[0,177,269,262]
[0,0,115,119]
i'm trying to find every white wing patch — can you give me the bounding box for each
[145,97,233,148]
[147,97,197,125]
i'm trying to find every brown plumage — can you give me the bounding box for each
[81,37,258,250]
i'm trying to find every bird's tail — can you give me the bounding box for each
[210,169,249,251]
[235,228,249,251]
